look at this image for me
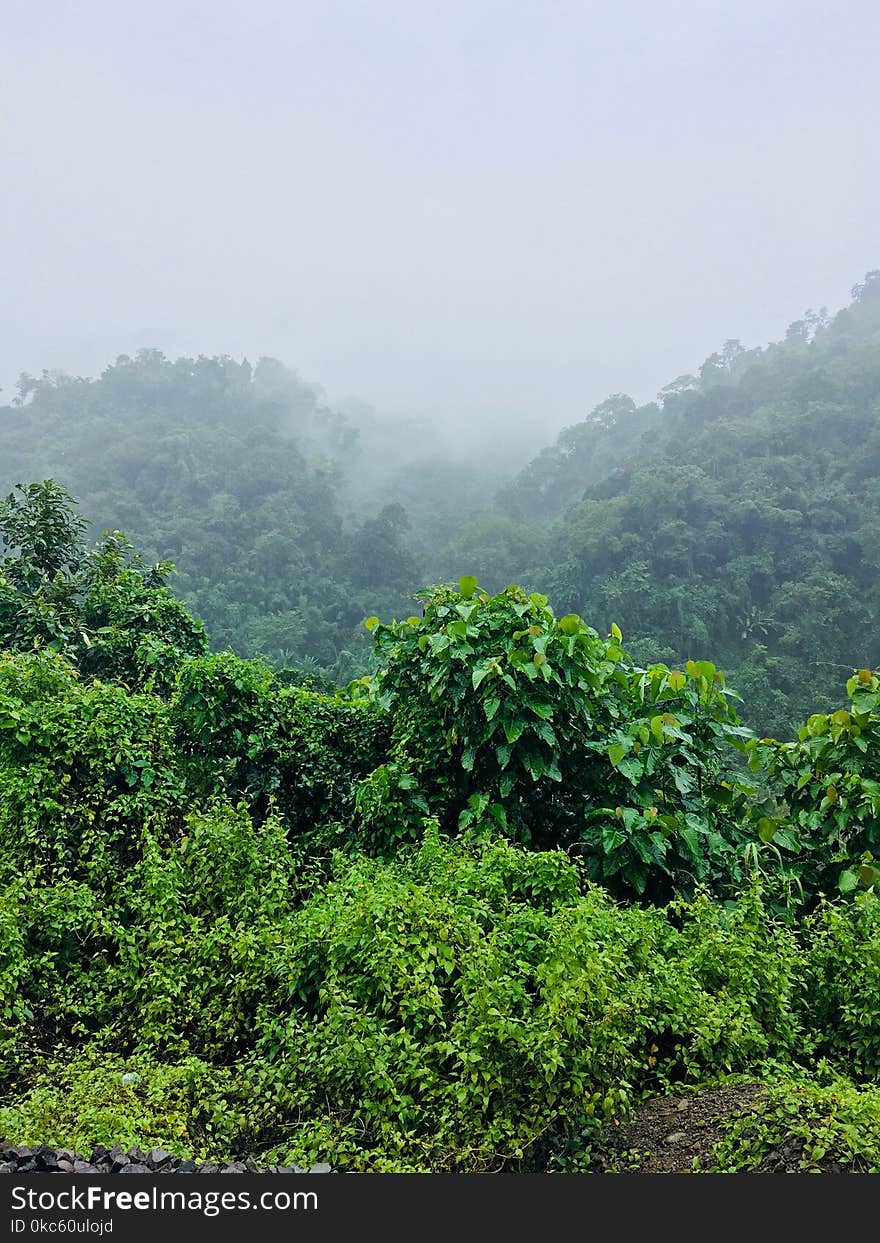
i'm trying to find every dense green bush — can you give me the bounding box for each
[171,652,388,839]
[369,579,752,900]
[707,1075,880,1172]
[0,482,207,690]
[0,825,808,1171]
[746,669,880,902]
[795,892,880,1076]
[0,649,185,886]
[0,1051,243,1160]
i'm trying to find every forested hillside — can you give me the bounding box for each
[3,273,880,734]
[0,354,420,683]
[437,271,880,736]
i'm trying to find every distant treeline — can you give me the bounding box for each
[3,271,880,733]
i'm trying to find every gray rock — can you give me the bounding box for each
[309,1163,332,1173]
[120,1163,150,1174]
[663,1132,688,1146]
[148,1148,174,1169]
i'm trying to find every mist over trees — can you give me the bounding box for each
[3,273,879,734]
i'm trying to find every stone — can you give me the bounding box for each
[120,1163,150,1174]
[663,1132,688,1146]
[148,1148,174,1169]
[309,1163,332,1173]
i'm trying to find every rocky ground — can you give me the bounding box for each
[0,1145,331,1175]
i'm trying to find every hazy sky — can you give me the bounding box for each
[1,0,877,433]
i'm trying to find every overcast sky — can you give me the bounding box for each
[1,0,877,434]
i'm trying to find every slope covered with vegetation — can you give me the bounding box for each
[443,271,880,737]
[4,273,880,737]
[0,354,422,684]
[2,482,880,1171]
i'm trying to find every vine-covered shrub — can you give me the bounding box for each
[707,1075,880,1173]
[795,892,880,1076]
[746,669,880,902]
[0,649,185,886]
[0,828,804,1171]
[170,651,388,839]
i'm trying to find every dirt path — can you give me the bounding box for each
[602,1082,766,1172]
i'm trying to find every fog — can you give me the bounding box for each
[1,0,877,433]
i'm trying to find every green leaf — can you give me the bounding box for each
[859,863,880,888]
[839,869,859,893]
[364,615,379,631]
[459,575,479,599]
[602,826,626,854]
[617,757,643,784]
[522,750,546,780]
[672,766,695,795]
[472,667,490,691]
[483,695,501,722]
[679,827,701,857]
[557,614,581,635]
[772,828,800,853]
[757,817,778,843]
[503,719,525,744]
[607,743,627,768]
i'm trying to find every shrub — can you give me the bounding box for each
[707,1075,880,1172]
[795,891,880,1076]
[368,580,752,901]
